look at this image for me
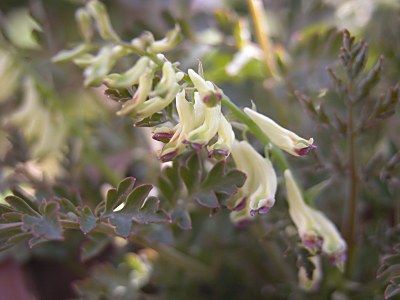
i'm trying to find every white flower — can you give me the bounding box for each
[207,114,235,158]
[244,108,316,157]
[284,170,347,269]
[229,140,277,224]
[188,69,223,107]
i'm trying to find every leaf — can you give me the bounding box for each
[5,195,40,216]
[77,206,98,234]
[108,184,170,238]
[385,277,400,299]
[172,208,192,230]
[80,232,112,262]
[188,161,246,208]
[134,111,168,127]
[104,177,136,216]
[21,201,63,245]
[179,152,201,194]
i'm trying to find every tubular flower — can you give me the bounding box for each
[244,108,316,157]
[207,115,235,159]
[103,56,151,88]
[229,140,277,224]
[156,90,195,161]
[188,69,223,107]
[116,61,181,120]
[284,170,347,270]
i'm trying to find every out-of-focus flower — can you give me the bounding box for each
[229,140,277,224]
[0,48,20,103]
[284,170,347,270]
[75,8,93,43]
[244,108,316,157]
[87,0,120,42]
[103,56,151,89]
[298,256,322,291]
[147,24,182,54]
[4,79,66,179]
[188,69,223,107]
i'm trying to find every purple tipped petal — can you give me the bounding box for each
[160,150,178,162]
[250,209,257,217]
[208,149,229,160]
[329,251,347,269]
[295,144,318,156]
[203,93,223,107]
[302,234,323,253]
[152,132,174,143]
[233,197,247,212]
[191,143,203,150]
[258,206,271,214]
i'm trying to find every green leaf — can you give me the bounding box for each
[0,203,16,214]
[172,208,192,230]
[80,232,112,262]
[385,277,400,299]
[77,206,98,234]
[104,177,136,216]
[134,111,168,127]
[22,201,63,245]
[108,184,170,238]
[187,161,246,208]
[5,195,40,216]
[179,153,201,194]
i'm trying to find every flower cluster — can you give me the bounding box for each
[153,70,234,161]
[284,170,347,269]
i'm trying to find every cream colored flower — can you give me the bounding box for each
[229,140,277,224]
[188,69,223,107]
[244,108,316,157]
[284,170,347,269]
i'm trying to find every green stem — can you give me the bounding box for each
[221,95,289,171]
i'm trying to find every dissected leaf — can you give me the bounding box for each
[108,184,170,238]
[21,201,63,245]
[172,208,192,230]
[104,177,136,216]
[77,206,98,234]
[5,195,40,216]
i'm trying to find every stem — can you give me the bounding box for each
[221,95,289,170]
[343,102,358,275]
[247,0,280,79]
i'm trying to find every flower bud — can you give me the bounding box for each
[52,43,93,63]
[188,69,223,107]
[75,8,93,43]
[87,0,120,42]
[151,61,178,96]
[244,108,316,157]
[135,83,180,119]
[83,45,126,86]
[158,90,195,161]
[131,32,155,52]
[147,24,182,54]
[103,56,151,88]
[298,256,322,291]
[284,170,347,269]
[117,68,155,116]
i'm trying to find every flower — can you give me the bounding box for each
[188,69,223,107]
[244,108,316,157]
[207,114,235,159]
[284,170,347,270]
[229,140,277,224]
[156,89,195,161]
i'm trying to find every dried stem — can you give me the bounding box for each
[343,101,358,275]
[246,0,280,79]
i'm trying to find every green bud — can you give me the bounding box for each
[75,8,93,43]
[52,43,93,63]
[103,57,151,88]
[147,24,182,54]
[87,0,120,42]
